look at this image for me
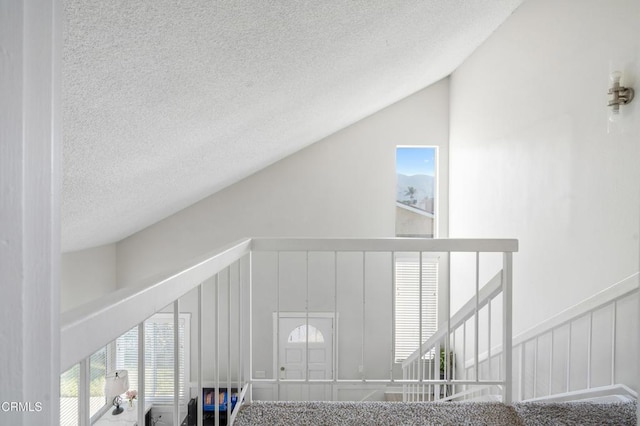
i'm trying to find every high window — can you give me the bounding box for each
[395,147,437,237]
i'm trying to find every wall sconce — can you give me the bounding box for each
[607,70,634,134]
[105,370,129,415]
[608,71,634,114]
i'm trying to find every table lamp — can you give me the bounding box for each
[105,370,129,415]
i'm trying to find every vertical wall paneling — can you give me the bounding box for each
[611,302,616,386]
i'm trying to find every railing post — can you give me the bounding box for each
[237,261,242,409]
[227,268,232,422]
[247,252,253,404]
[307,251,311,386]
[402,365,406,402]
[362,251,366,383]
[502,252,513,404]
[198,285,203,426]
[137,322,145,426]
[566,324,571,394]
[587,312,593,390]
[391,252,396,382]
[174,300,180,426]
[549,330,554,397]
[276,252,281,401]
[79,358,89,426]
[214,275,220,426]
[418,252,423,393]
[333,251,339,400]
[474,252,479,385]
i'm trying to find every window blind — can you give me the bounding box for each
[115,314,188,404]
[89,347,107,418]
[60,364,79,426]
[395,255,438,362]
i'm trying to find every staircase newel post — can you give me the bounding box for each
[502,252,513,404]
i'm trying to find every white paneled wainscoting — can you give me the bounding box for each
[60,238,638,425]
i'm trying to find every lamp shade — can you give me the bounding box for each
[105,370,129,398]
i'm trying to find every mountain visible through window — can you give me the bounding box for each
[396,147,436,237]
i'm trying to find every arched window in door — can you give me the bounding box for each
[287,324,325,343]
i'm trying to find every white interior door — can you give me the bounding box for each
[276,314,333,400]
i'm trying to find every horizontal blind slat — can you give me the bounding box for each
[115,315,187,403]
[395,257,439,362]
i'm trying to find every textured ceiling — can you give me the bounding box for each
[63,0,522,252]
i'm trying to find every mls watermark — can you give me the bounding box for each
[1,401,43,412]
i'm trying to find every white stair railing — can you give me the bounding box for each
[60,239,252,426]
[453,272,639,403]
[59,237,518,425]
[512,272,638,402]
[250,238,517,403]
[402,264,513,403]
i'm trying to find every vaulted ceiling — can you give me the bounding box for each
[62,0,522,252]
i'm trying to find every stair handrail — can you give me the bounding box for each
[402,271,503,368]
[513,272,638,348]
[511,271,638,402]
[60,238,252,372]
[251,237,518,253]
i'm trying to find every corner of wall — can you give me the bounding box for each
[61,243,117,312]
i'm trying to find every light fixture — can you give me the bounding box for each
[608,71,634,114]
[105,370,129,415]
[607,68,635,134]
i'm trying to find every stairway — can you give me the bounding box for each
[234,400,636,425]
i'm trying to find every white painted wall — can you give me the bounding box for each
[61,244,117,312]
[449,0,640,337]
[115,79,450,287]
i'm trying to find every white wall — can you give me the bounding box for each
[116,79,450,287]
[449,0,640,337]
[61,244,117,312]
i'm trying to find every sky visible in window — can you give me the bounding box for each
[396,147,435,176]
